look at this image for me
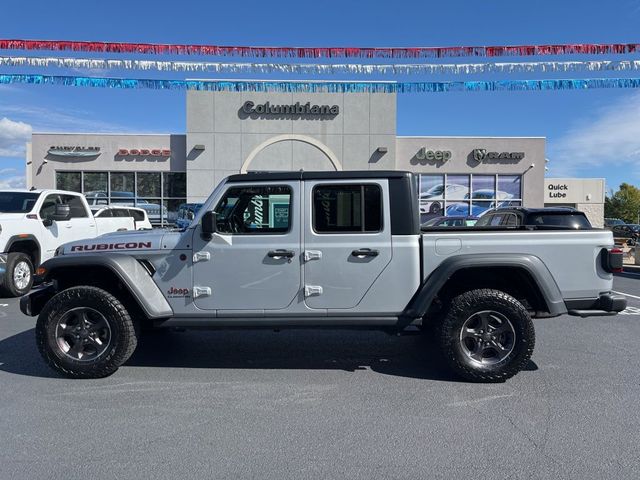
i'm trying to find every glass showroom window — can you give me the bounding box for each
[418,174,522,222]
[56,171,187,226]
[55,172,81,193]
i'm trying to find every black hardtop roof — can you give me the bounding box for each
[225,170,414,182]
[495,206,584,215]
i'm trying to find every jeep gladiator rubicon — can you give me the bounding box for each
[20,171,626,381]
[0,189,135,297]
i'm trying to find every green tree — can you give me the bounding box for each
[605,183,640,223]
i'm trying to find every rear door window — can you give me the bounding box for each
[313,184,382,233]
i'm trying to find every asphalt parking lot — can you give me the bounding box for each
[1,274,639,480]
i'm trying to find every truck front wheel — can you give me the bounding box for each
[438,289,535,382]
[36,286,138,378]
[0,252,34,297]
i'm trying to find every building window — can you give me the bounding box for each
[312,184,382,233]
[55,172,81,193]
[419,174,523,221]
[56,171,187,226]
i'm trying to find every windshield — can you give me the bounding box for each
[0,192,39,213]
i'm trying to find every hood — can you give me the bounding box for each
[58,230,171,255]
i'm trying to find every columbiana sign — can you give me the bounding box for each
[242,101,339,116]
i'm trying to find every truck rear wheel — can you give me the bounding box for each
[438,289,535,382]
[0,252,34,297]
[36,286,138,379]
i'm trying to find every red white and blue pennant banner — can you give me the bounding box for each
[4,56,640,75]
[2,74,640,93]
[2,39,640,58]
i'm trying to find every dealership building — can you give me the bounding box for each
[25,86,605,227]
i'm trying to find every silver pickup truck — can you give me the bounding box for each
[20,171,626,382]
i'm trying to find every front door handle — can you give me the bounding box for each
[267,249,295,259]
[351,248,379,258]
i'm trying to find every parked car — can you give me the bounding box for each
[0,189,135,297]
[611,224,640,246]
[84,191,167,225]
[175,203,203,229]
[446,190,515,217]
[22,171,625,382]
[475,207,592,229]
[421,216,478,228]
[90,205,153,230]
[604,217,625,229]
[419,183,468,215]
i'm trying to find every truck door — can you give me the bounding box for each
[191,181,301,312]
[303,180,392,310]
[38,194,94,259]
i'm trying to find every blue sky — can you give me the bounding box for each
[2,0,640,192]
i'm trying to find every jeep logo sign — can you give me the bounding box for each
[471,149,525,165]
[415,148,451,164]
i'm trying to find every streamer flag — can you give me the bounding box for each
[4,56,640,76]
[2,74,640,93]
[1,39,640,58]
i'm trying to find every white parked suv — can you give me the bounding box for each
[0,189,135,297]
[90,206,153,231]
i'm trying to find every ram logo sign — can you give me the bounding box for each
[471,149,525,165]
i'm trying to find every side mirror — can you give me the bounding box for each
[201,211,217,239]
[52,204,71,221]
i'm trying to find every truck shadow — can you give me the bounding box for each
[0,328,537,382]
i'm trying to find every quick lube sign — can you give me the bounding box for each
[544,179,605,204]
[547,183,569,199]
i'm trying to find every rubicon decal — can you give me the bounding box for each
[70,241,153,252]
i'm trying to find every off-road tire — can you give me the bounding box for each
[437,289,535,382]
[36,286,138,379]
[0,252,34,297]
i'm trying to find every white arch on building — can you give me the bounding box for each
[240,134,343,173]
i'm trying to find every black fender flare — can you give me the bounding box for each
[5,234,41,267]
[38,254,172,319]
[400,253,566,326]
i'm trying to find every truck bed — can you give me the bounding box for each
[420,229,614,300]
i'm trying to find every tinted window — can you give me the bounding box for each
[0,192,39,213]
[111,208,131,218]
[214,185,292,234]
[96,209,112,218]
[129,209,145,222]
[313,184,382,233]
[503,214,518,226]
[62,195,89,218]
[40,194,87,220]
[527,213,591,229]
[489,214,504,226]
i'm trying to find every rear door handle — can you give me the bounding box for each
[267,249,295,259]
[351,248,379,257]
